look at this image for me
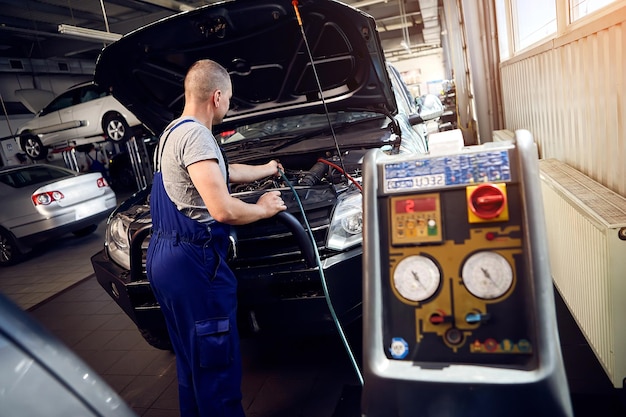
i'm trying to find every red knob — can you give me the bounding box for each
[468,184,506,219]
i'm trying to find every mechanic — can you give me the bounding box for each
[82,143,109,181]
[146,59,286,417]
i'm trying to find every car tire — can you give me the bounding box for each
[72,224,98,237]
[19,134,48,160]
[0,229,23,267]
[103,114,131,143]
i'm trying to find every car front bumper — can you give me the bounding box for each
[91,245,363,344]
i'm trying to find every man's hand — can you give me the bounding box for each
[267,160,284,178]
[257,190,287,217]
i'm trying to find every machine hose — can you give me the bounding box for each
[279,168,364,386]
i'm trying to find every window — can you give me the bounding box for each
[513,0,557,50]
[80,86,100,103]
[495,0,510,59]
[570,0,616,21]
[42,92,75,115]
[0,166,73,188]
[496,0,619,60]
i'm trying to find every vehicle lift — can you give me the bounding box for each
[59,134,153,192]
[361,130,573,416]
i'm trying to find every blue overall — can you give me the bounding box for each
[146,120,245,417]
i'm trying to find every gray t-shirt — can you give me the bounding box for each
[156,117,228,223]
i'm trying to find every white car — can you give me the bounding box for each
[16,82,143,160]
[0,164,117,266]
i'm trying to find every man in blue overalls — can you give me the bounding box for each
[146,59,286,417]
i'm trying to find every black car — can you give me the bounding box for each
[90,0,442,349]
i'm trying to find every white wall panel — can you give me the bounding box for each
[501,11,626,196]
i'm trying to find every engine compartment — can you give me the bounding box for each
[230,149,367,194]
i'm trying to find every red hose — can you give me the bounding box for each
[317,158,363,191]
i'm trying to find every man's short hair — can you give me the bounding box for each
[184,59,231,102]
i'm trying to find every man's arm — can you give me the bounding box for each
[188,159,285,225]
[228,160,282,183]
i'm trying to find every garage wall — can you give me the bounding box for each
[391,51,447,98]
[500,5,626,197]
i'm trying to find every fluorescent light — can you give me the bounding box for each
[351,0,389,8]
[57,24,122,43]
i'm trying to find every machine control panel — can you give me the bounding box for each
[390,194,442,244]
[361,132,572,417]
[379,143,534,366]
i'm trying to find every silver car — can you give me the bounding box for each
[16,81,143,161]
[0,292,137,416]
[0,164,117,266]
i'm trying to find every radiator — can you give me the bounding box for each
[539,159,626,388]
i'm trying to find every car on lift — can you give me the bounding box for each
[0,164,117,266]
[90,0,442,349]
[16,81,144,161]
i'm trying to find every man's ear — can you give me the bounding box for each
[213,89,221,107]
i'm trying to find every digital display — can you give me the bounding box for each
[395,197,436,214]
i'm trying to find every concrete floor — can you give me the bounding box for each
[1,217,625,416]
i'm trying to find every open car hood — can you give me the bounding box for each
[94,0,397,135]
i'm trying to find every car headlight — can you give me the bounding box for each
[327,192,363,251]
[106,215,131,270]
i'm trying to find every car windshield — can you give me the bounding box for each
[217,110,385,144]
[0,166,74,188]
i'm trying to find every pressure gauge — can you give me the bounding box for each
[393,255,441,302]
[461,251,513,299]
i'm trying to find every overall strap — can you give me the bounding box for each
[153,118,231,185]
[153,119,195,173]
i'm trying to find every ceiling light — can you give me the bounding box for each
[57,24,122,43]
[350,0,389,8]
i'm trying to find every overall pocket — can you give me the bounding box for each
[195,317,231,369]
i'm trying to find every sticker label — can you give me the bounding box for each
[384,150,512,193]
[389,337,409,359]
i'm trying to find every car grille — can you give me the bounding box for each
[127,185,337,276]
[231,205,332,268]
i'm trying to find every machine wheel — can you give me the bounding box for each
[103,114,131,143]
[72,224,98,237]
[0,229,23,266]
[20,134,48,160]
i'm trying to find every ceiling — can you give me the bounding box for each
[0,0,442,68]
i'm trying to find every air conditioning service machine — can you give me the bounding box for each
[361,130,573,417]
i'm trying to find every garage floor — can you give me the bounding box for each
[1,221,625,417]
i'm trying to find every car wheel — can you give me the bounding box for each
[20,135,48,160]
[103,114,131,143]
[0,229,23,266]
[72,224,98,237]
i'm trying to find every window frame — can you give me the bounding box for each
[496,0,620,62]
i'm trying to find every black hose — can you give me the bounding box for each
[275,211,316,268]
[298,161,328,186]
